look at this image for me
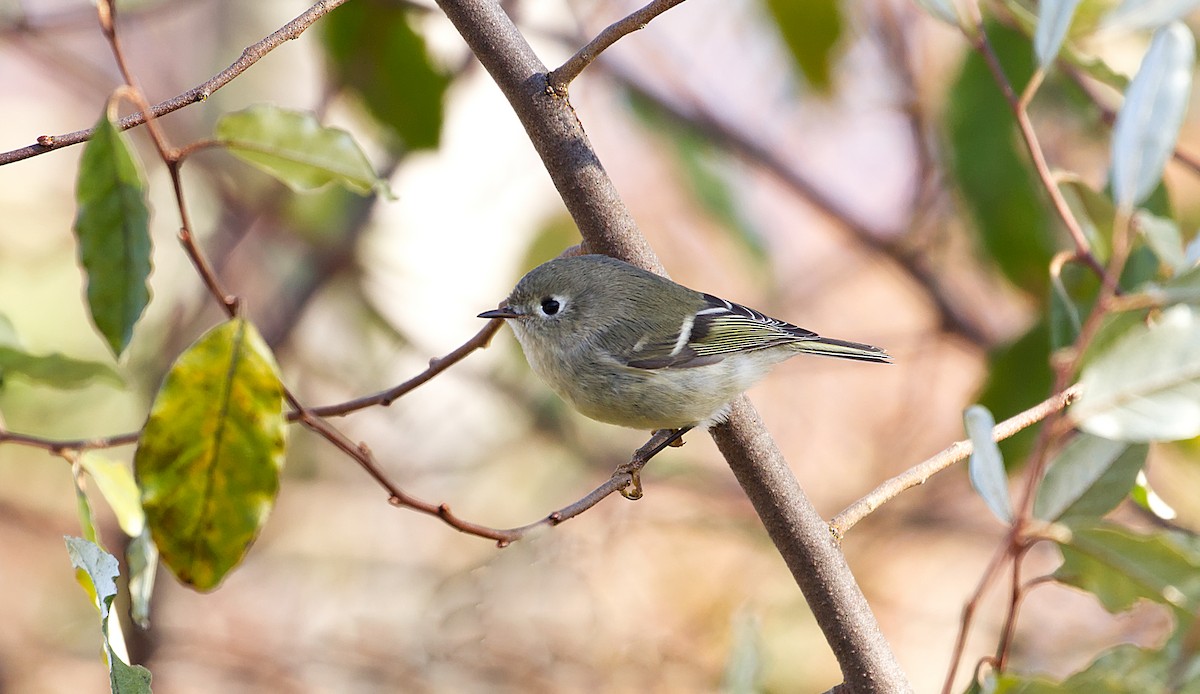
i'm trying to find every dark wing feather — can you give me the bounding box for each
[623,293,889,370]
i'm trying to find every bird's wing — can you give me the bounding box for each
[621,293,889,369]
[617,294,806,370]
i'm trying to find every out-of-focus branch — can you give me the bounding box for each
[961,15,1113,291]
[0,0,351,166]
[547,0,689,94]
[831,384,1082,537]
[432,0,910,690]
[608,68,995,348]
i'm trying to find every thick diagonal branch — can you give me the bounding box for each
[432,1,910,690]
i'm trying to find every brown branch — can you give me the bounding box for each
[608,67,995,348]
[435,0,910,688]
[0,0,350,166]
[830,384,1082,537]
[963,18,1113,291]
[547,0,690,94]
[310,319,504,416]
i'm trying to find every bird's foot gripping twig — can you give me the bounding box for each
[615,426,692,500]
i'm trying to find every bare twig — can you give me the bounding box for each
[609,68,995,348]
[310,319,504,416]
[831,384,1082,537]
[962,16,1113,290]
[0,0,350,166]
[547,0,689,94]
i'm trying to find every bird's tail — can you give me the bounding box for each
[797,336,892,363]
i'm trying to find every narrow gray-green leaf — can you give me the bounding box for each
[914,0,959,25]
[1071,304,1200,441]
[73,110,152,357]
[126,529,158,629]
[1034,434,1147,521]
[1136,209,1188,274]
[1111,22,1195,209]
[1102,0,1200,31]
[216,105,387,196]
[965,404,1013,522]
[1036,0,1083,67]
[0,345,122,389]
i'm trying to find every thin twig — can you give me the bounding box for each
[547,0,689,94]
[963,13,1113,290]
[309,319,504,416]
[830,384,1082,537]
[0,0,350,166]
[608,68,995,347]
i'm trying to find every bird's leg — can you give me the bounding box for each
[615,427,693,500]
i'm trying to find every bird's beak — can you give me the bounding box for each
[478,306,520,319]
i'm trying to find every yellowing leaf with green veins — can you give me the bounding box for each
[72,110,153,358]
[135,318,286,591]
[216,105,388,196]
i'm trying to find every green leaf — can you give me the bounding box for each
[965,405,1013,522]
[64,536,154,694]
[1136,209,1189,275]
[73,467,101,546]
[1034,434,1147,521]
[72,109,152,358]
[948,23,1057,295]
[992,643,1200,693]
[134,318,287,591]
[80,453,146,537]
[216,105,387,196]
[1036,0,1082,67]
[322,0,449,150]
[1111,22,1195,209]
[0,344,122,389]
[1071,304,1200,441]
[1055,522,1200,615]
[763,0,843,92]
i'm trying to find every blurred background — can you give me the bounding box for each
[1,0,1197,691]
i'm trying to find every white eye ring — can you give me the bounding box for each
[538,295,566,317]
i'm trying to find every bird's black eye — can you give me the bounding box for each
[540,297,561,316]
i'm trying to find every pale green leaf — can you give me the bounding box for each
[1111,22,1195,208]
[1071,305,1200,441]
[80,453,146,537]
[126,529,158,629]
[1034,434,1147,521]
[965,405,1013,522]
[1102,0,1200,31]
[1055,522,1200,614]
[1136,209,1189,275]
[216,105,387,196]
[1037,0,1083,67]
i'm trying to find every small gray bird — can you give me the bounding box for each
[480,254,890,430]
